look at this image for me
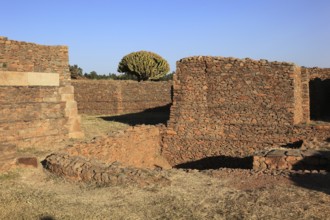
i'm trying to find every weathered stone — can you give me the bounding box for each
[16,157,38,168]
[162,55,330,166]
[42,153,170,187]
[267,150,286,157]
[72,80,172,115]
[286,150,302,157]
[0,37,83,155]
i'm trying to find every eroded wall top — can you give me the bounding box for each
[0,36,70,85]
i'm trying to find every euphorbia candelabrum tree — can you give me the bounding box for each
[117,51,170,81]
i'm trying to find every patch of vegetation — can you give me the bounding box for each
[69,64,174,81]
[118,51,170,81]
[0,170,20,181]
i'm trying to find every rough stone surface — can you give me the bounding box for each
[63,125,171,170]
[162,56,330,166]
[0,37,83,153]
[42,153,171,187]
[253,149,330,171]
[72,80,172,115]
[16,156,38,168]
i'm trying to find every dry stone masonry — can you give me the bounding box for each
[72,80,172,115]
[0,37,83,171]
[42,153,171,187]
[64,125,171,170]
[253,149,330,171]
[163,56,330,166]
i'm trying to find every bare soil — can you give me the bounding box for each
[1,115,329,220]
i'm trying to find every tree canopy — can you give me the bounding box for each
[69,64,83,79]
[117,51,170,81]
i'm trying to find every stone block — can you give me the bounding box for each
[59,85,74,94]
[61,94,74,101]
[0,71,28,86]
[16,157,38,168]
[286,150,301,157]
[266,149,286,157]
[27,72,59,86]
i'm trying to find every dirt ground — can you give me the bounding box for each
[0,115,329,220]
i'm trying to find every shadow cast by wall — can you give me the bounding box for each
[289,150,330,195]
[39,215,55,220]
[174,156,253,170]
[100,104,171,126]
[290,172,330,195]
[281,140,304,149]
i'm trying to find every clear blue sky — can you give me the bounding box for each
[1,0,330,75]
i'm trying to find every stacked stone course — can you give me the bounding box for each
[72,80,172,115]
[163,56,330,166]
[43,153,170,187]
[253,149,330,171]
[0,37,83,171]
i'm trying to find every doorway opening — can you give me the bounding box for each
[309,78,330,122]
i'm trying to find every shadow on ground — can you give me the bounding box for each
[100,104,171,126]
[281,140,304,149]
[174,156,253,170]
[39,215,55,220]
[290,172,330,195]
[289,150,330,195]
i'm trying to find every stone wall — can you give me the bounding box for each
[72,80,172,115]
[303,68,330,122]
[0,36,83,170]
[43,153,170,187]
[162,56,330,166]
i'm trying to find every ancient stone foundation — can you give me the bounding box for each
[43,153,170,187]
[64,125,171,170]
[253,149,330,171]
[0,37,83,171]
[72,80,172,115]
[162,56,330,166]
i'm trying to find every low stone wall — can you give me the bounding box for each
[42,153,171,187]
[253,149,330,171]
[72,80,172,115]
[64,125,171,169]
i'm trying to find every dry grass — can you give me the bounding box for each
[0,168,329,220]
[80,114,129,139]
[0,115,329,219]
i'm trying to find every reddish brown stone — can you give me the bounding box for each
[17,157,38,168]
[0,37,83,153]
[162,56,330,165]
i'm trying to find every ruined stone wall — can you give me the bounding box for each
[303,68,330,122]
[72,80,172,115]
[163,56,330,166]
[307,67,330,80]
[0,37,83,159]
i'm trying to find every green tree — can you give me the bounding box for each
[159,71,175,81]
[84,71,98,79]
[69,64,83,79]
[117,51,170,81]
